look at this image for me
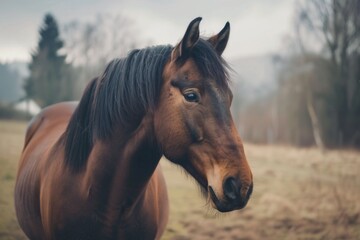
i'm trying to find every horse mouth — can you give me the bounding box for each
[182,161,252,212]
[208,186,250,212]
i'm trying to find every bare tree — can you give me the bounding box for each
[61,13,141,97]
[63,14,139,66]
[295,0,360,146]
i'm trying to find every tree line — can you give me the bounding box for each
[6,1,359,149]
[22,13,139,108]
[236,0,360,148]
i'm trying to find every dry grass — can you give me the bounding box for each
[162,145,360,240]
[0,120,359,240]
[0,120,27,240]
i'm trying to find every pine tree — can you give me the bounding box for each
[24,13,74,107]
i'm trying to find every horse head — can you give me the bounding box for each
[154,18,253,212]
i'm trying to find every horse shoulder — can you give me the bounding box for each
[145,164,169,240]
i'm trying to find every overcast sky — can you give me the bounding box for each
[0,0,296,62]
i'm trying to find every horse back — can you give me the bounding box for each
[17,102,77,173]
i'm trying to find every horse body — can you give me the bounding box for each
[15,18,253,240]
[16,102,168,239]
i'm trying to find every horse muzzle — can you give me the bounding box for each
[208,177,253,212]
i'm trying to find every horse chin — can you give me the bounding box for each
[198,182,208,198]
[179,161,209,197]
[188,170,209,198]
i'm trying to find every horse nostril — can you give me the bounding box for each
[223,177,239,201]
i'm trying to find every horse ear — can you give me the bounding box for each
[208,22,230,56]
[172,17,202,61]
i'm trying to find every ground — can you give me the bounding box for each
[0,120,359,240]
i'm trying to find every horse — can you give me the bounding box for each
[15,17,253,240]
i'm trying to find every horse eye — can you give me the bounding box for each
[184,92,199,102]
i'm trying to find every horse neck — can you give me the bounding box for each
[82,115,161,220]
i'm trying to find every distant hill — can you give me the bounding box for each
[2,56,280,105]
[0,61,28,103]
[8,61,29,78]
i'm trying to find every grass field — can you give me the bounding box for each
[0,119,359,240]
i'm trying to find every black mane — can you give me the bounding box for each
[63,40,229,171]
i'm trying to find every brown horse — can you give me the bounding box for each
[15,17,253,240]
